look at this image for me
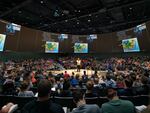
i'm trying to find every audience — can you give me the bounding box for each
[0,56,150,113]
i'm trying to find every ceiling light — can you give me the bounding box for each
[18,10,22,13]
[88,19,91,22]
[77,22,79,24]
[40,1,44,4]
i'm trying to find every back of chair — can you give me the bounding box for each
[0,95,36,109]
[134,95,149,106]
[85,97,98,105]
[0,95,14,108]
[54,97,76,110]
[12,96,36,109]
[98,97,109,107]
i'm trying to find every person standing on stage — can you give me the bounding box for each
[76,58,81,72]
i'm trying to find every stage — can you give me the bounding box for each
[51,69,107,77]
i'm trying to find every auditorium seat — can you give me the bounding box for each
[134,95,149,106]
[98,97,109,107]
[85,97,98,105]
[119,96,150,106]
[0,95,36,110]
[54,97,76,110]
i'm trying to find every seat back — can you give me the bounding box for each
[85,97,98,105]
[0,95,36,110]
[54,97,76,110]
[98,97,109,107]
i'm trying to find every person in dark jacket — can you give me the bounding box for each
[21,79,64,113]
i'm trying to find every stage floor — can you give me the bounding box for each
[51,69,107,77]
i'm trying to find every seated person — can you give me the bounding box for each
[2,76,15,95]
[59,80,72,97]
[18,81,34,97]
[21,79,64,113]
[71,89,101,113]
[101,87,135,113]
[85,80,97,97]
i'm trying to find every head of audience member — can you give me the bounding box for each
[86,80,94,92]
[20,81,29,92]
[64,71,67,74]
[106,75,111,81]
[63,80,71,91]
[23,71,31,82]
[107,88,118,100]
[73,90,85,107]
[94,78,99,86]
[83,71,86,76]
[37,79,51,101]
[72,72,75,76]
[85,80,98,97]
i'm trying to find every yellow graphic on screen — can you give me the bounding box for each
[123,39,135,49]
[122,38,140,52]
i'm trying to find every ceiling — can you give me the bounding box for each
[0,0,150,35]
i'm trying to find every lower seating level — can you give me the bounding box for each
[0,95,149,110]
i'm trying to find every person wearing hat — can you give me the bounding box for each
[101,87,136,113]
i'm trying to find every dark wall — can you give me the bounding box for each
[0,21,150,53]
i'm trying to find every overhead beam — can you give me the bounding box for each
[0,0,32,18]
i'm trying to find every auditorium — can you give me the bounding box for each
[0,0,150,113]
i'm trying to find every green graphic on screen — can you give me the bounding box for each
[0,34,6,52]
[45,42,59,53]
[122,38,140,52]
[74,43,88,53]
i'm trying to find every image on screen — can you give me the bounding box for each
[89,34,97,39]
[122,38,140,52]
[87,34,97,42]
[58,34,68,40]
[74,43,88,53]
[0,34,6,52]
[45,42,59,53]
[6,23,21,34]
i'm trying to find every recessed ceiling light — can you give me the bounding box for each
[78,10,80,12]
[18,10,22,13]
[77,22,79,24]
[65,20,68,22]
[89,14,91,16]
[40,1,44,4]
[88,19,91,22]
